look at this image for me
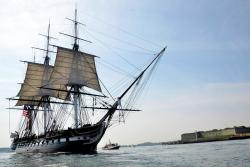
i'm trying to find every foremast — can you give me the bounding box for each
[72,8,80,128]
[42,22,52,134]
[58,8,95,128]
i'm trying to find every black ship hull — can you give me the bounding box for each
[13,122,106,154]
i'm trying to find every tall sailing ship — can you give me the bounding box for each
[9,9,166,153]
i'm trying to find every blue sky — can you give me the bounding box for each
[0,0,250,147]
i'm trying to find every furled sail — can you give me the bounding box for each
[48,47,102,92]
[16,62,67,106]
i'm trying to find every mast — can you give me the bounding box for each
[73,85,80,128]
[44,23,48,133]
[45,21,50,65]
[42,21,52,134]
[73,8,80,128]
[73,8,79,51]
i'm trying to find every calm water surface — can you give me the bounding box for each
[0,139,250,167]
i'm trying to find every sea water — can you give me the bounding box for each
[0,139,250,167]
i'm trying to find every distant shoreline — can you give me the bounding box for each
[122,137,250,147]
[123,126,250,147]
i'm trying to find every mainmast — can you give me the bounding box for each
[35,21,56,134]
[12,21,57,137]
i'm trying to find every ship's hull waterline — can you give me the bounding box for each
[13,123,106,154]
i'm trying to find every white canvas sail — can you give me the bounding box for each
[48,47,101,92]
[16,62,67,106]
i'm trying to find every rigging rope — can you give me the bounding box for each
[85,29,140,70]
[8,100,11,135]
[115,50,164,124]
[78,10,163,48]
[86,27,155,54]
[97,59,135,78]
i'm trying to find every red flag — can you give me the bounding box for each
[22,106,30,118]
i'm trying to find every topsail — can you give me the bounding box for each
[47,47,102,92]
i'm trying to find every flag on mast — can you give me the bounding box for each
[22,106,30,118]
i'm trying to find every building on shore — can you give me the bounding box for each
[181,126,250,144]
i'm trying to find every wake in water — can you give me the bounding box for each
[1,139,250,167]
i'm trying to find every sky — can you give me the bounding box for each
[0,0,250,147]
